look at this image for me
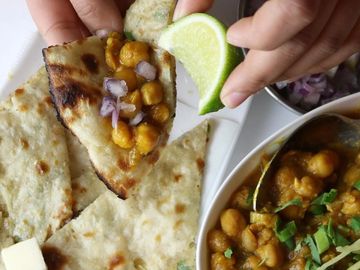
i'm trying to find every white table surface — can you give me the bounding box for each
[0,0,299,181]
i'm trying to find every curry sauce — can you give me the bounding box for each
[208,148,360,269]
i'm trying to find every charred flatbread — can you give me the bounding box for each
[42,121,209,270]
[43,0,176,198]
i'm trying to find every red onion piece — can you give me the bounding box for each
[104,78,128,98]
[129,112,144,126]
[100,96,116,117]
[135,61,157,81]
[117,102,136,112]
[303,92,321,106]
[112,109,120,128]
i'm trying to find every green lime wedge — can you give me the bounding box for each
[158,13,243,114]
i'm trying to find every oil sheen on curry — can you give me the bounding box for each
[208,146,360,269]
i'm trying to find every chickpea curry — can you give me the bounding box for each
[208,148,360,269]
[100,32,171,166]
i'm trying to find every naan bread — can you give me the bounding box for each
[43,0,176,198]
[0,68,72,246]
[125,0,176,44]
[65,132,107,213]
[42,121,209,270]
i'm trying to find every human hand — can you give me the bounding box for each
[26,0,134,46]
[174,0,360,108]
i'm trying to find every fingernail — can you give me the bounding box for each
[221,92,248,108]
[173,1,184,21]
[94,28,114,39]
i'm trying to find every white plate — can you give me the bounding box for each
[0,30,252,219]
[197,92,360,269]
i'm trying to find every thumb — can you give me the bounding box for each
[173,0,214,20]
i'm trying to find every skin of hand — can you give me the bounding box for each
[26,0,134,46]
[174,0,360,108]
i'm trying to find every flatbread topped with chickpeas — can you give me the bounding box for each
[43,0,176,198]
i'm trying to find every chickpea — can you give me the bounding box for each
[220,209,247,238]
[241,226,257,252]
[249,212,277,228]
[231,186,252,210]
[120,41,150,68]
[105,32,122,70]
[274,166,298,202]
[135,123,160,155]
[257,228,275,246]
[343,164,360,187]
[281,205,305,220]
[112,121,134,149]
[340,190,360,216]
[288,258,306,270]
[149,103,170,124]
[114,67,138,91]
[294,176,322,199]
[308,150,339,178]
[255,243,284,268]
[140,81,164,105]
[208,230,231,253]
[243,256,269,270]
[119,90,142,119]
[210,253,236,270]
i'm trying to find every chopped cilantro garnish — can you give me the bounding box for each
[354,181,360,191]
[338,224,351,234]
[327,219,350,247]
[334,230,350,247]
[275,219,297,244]
[274,198,302,213]
[224,248,233,259]
[294,239,304,252]
[124,31,135,40]
[350,217,360,233]
[308,204,326,215]
[314,226,330,254]
[305,258,319,270]
[177,260,191,270]
[245,188,255,206]
[311,189,338,205]
[305,235,321,265]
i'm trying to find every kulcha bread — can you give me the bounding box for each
[0,67,72,247]
[65,131,107,213]
[42,121,209,270]
[124,0,176,44]
[43,0,177,198]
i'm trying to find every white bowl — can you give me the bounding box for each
[197,92,360,269]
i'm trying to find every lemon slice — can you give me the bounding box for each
[159,13,243,114]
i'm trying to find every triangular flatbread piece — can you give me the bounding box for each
[65,131,107,213]
[0,68,72,247]
[42,121,209,270]
[43,0,176,198]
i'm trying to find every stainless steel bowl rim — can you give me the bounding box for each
[237,0,304,115]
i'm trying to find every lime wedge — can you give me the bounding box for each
[159,13,243,114]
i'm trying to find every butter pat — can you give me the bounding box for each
[1,238,47,270]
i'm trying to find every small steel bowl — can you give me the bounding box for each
[238,0,305,115]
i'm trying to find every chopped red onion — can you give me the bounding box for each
[303,92,321,106]
[117,102,136,112]
[100,96,116,117]
[104,78,128,98]
[129,112,145,126]
[112,109,120,128]
[135,61,157,81]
